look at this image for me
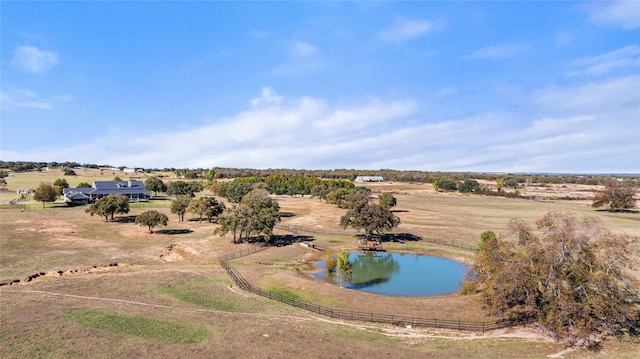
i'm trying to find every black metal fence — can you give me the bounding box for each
[275,224,478,251]
[276,224,358,236]
[414,237,478,251]
[218,246,523,333]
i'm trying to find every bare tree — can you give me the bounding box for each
[592,179,637,211]
[463,212,639,348]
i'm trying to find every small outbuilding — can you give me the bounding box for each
[354,176,384,183]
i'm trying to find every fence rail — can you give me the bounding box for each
[275,224,478,251]
[218,246,524,333]
[1,200,172,211]
[276,224,358,236]
[0,203,63,211]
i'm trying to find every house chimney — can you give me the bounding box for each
[128,180,133,187]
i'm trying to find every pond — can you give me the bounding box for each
[312,252,469,296]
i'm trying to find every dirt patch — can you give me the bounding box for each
[159,244,199,262]
[0,263,131,286]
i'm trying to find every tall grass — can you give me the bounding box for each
[157,284,243,312]
[65,308,211,344]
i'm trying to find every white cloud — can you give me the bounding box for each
[0,89,73,110]
[250,87,283,106]
[585,0,640,29]
[249,29,272,39]
[566,45,640,77]
[494,74,640,172]
[462,43,529,60]
[267,41,323,77]
[379,18,440,43]
[535,74,640,117]
[3,75,638,173]
[11,45,59,74]
[291,41,318,58]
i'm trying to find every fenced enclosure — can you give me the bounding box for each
[218,246,526,333]
[0,203,67,211]
[275,224,478,251]
[1,199,172,212]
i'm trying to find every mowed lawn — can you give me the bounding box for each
[1,175,639,358]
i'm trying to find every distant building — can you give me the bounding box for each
[63,180,151,205]
[354,176,384,183]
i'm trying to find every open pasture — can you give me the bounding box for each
[1,175,639,358]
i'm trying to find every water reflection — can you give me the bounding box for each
[313,252,468,296]
[350,253,399,288]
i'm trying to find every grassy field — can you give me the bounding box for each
[0,167,184,203]
[1,171,639,358]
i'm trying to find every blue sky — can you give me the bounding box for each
[1,1,639,173]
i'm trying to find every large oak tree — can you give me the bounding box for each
[188,196,225,222]
[144,177,167,197]
[340,193,400,241]
[215,188,280,243]
[135,210,168,233]
[592,179,636,212]
[170,195,191,221]
[85,194,130,222]
[33,183,58,208]
[463,212,639,348]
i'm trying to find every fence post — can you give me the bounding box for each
[482,322,485,333]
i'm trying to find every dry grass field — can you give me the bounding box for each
[1,171,639,358]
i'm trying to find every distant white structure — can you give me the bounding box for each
[354,176,384,183]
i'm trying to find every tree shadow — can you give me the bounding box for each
[355,233,422,243]
[593,209,639,214]
[243,234,314,247]
[155,229,194,235]
[279,212,296,218]
[186,217,220,223]
[390,209,409,213]
[269,234,314,247]
[113,215,137,223]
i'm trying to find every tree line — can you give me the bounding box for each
[3,161,638,186]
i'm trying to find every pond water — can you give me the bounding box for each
[312,252,469,297]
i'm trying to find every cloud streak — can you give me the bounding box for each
[379,18,440,43]
[462,43,529,60]
[11,45,59,74]
[267,40,324,77]
[585,0,640,29]
[0,89,72,110]
[565,45,640,77]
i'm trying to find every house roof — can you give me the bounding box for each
[63,190,90,200]
[63,188,93,195]
[64,181,151,197]
[94,180,146,190]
